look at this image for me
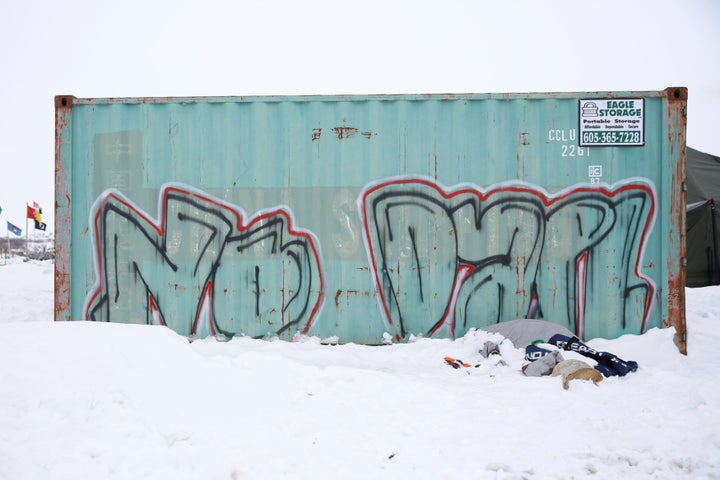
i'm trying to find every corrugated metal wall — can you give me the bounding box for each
[55,89,687,350]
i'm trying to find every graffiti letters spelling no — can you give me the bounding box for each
[359,177,657,342]
[83,185,325,339]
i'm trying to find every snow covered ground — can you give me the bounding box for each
[0,257,718,479]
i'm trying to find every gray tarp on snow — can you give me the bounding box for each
[481,319,575,349]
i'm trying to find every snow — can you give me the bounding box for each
[1,257,719,479]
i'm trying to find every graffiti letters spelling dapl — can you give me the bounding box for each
[359,177,656,342]
[83,185,325,340]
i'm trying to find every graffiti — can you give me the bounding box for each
[82,177,657,344]
[359,177,657,342]
[83,185,325,339]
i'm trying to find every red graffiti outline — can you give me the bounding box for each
[361,177,656,339]
[84,185,326,336]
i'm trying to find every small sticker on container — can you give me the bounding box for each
[579,99,644,146]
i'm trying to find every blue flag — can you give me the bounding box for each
[7,221,22,236]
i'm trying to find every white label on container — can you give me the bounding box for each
[578,98,644,146]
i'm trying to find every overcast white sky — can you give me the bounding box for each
[1,0,718,231]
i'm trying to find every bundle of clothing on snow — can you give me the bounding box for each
[523,334,638,378]
[480,319,638,378]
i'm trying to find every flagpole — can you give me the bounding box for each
[6,221,10,265]
[25,203,29,258]
[2,208,5,264]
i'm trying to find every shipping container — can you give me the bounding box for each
[55,88,688,352]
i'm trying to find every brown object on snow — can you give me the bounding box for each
[551,359,604,390]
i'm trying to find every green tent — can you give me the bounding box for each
[686,147,720,287]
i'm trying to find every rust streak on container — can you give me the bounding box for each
[334,289,342,308]
[334,289,362,308]
[664,86,688,354]
[54,95,75,322]
[332,126,358,140]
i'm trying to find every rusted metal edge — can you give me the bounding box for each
[664,87,688,354]
[67,89,676,106]
[54,95,75,321]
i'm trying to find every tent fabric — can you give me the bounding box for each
[686,147,720,205]
[480,319,575,349]
[686,147,720,287]
[687,200,720,287]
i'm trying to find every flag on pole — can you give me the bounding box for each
[33,209,47,231]
[7,221,22,236]
[27,203,47,231]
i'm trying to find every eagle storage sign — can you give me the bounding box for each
[579,98,644,146]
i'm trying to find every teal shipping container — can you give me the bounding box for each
[54,88,688,352]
